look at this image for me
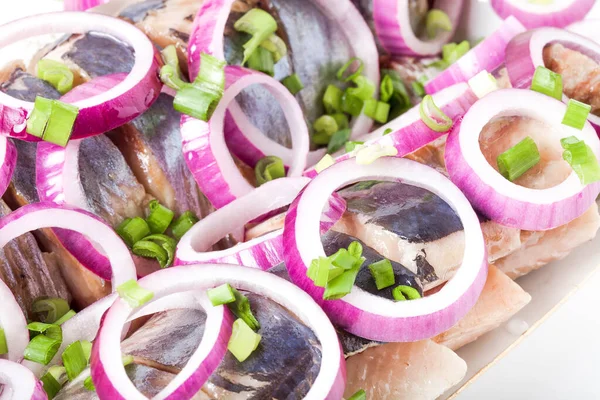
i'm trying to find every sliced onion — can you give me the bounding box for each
[175,177,347,269]
[181,66,309,209]
[425,16,525,94]
[0,12,161,141]
[304,83,478,178]
[567,19,600,43]
[284,157,487,342]
[373,0,464,56]
[63,0,108,11]
[491,0,595,28]
[505,27,600,132]
[0,283,28,363]
[92,265,345,399]
[0,360,47,400]
[445,88,600,230]
[0,136,16,198]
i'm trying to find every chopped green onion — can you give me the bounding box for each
[208,284,236,306]
[81,340,92,363]
[412,81,426,97]
[380,75,394,103]
[348,389,367,400]
[234,8,278,64]
[530,66,563,100]
[259,33,287,62]
[0,329,7,355]
[132,240,169,268]
[315,154,335,173]
[329,249,359,270]
[307,257,332,287]
[345,140,364,153]
[247,46,275,76]
[136,234,177,268]
[43,100,79,147]
[426,9,452,39]
[24,334,61,365]
[337,57,364,83]
[347,75,376,101]
[83,376,95,391]
[37,59,74,94]
[313,115,339,145]
[562,99,591,130]
[348,241,363,259]
[160,65,188,91]
[54,309,76,325]
[27,322,62,341]
[32,298,70,324]
[228,288,260,331]
[147,200,175,234]
[41,371,62,399]
[116,217,150,248]
[342,92,364,117]
[363,99,390,124]
[323,259,363,300]
[161,44,180,68]
[497,136,540,182]
[368,259,395,290]
[561,136,600,184]
[228,318,262,362]
[381,69,411,110]
[327,129,351,154]
[116,279,154,308]
[255,155,285,186]
[323,84,343,114]
[331,113,349,130]
[442,40,470,65]
[281,74,304,95]
[62,341,88,381]
[383,128,393,136]
[26,96,53,138]
[419,94,452,132]
[170,211,199,240]
[355,143,398,165]
[393,285,422,301]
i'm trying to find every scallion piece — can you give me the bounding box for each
[497,136,540,182]
[530,66,563,100]
[37,59,74,94]
[281,74,304,95]
[26,96,53,138]
[228,288,260,331]
[313,115,339,145]
[116,279,154,308]
[381,69,411,111]
[24,334,61,365]
[380,75,394,103]
[345,140,364,153]
[174,85,217,121]
[355,143,398,165]
[331,113,349,130]
[347,75,375,101]
[81,340,92,363]
[84,376,95,391]
[327,129,351,154]
[228,318,262,362]
[0,329,7,354]
[247,46,275,76]
[363,99,390,124]
[323,85,343,114]
[28,322,62,341]
[337,57,364,83]
[393,285,422,301]
[259,33,287,62]
[315,154,335,173]
[147,200,175,234]
[132,240,169,268]
[234,8,278,64]
[442,40,470,65]
[171,211,199,240]
[323,260,363,300]
[54,309,76,326]
[62,341,88,381]
[255,155,285,186]
[208,284,236,306]
[561,136,600,184]
[32,298,70,324]
[383,128,393,136]
[116,217,150,248]
[329,249,359,270]
[348,241,363,259]
[342,92,364,117]
[307,257,331,287]
[160,65,188,91]
[43,100,79,147]
[136,234,177,268]
[348,389,367,400]
[426,9,452,39]
[562,99,591,130]
[368,259,395,290]
[41,371,62,399]
[412,81,426,97]
[161,44,180,69]
[419,95,452,132]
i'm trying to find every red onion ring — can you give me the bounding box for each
[425,16,525,94]
[175,177,346,269]
[373,0,464,56]
[0,282,28,363]
[181,66,309,209]
[92,265,345,399]
[284,157,487,342]
[304,83,478,178]
[505,27,600,133]
[491,0,595,29]
[445,88,600,230]
[0,360,47,400]
[0,12,161,141]
[63,0,108,11]
[0,135,16,198]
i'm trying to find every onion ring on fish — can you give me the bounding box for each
[491,0,594,29]
[424,17,525,94]
[0,360,47,400]
[284,157,487,342]
[91,265,345,400]
[445,88,600,231]
[373,0,464,56]
[175,177,346,269]
[181,66,309,209]
[505,28,600,132]
[64,0,108,11]
[0,280,28,363]
[0,12,161,141]
[0,135,16,198]
[304,83,478,178]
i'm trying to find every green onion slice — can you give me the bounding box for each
[393,285,422,301]
[208,283,236,306]
[348,241,363,259]
[37,59,74,94]
[323,259,364,300]
[530,66,563,100]
[136,234,177,268]
[116,279,154,308]
[259,33,287,62]
[383,128,393,136]
[54,310,76,326]
[497,136,540,182]
[0,328,7,355]
[160,65,189,91]
[426,9,453,39]
[363,99,390,124]
[83,376,95,391]
[368,259,396,290]
[380,74,394,103]
[43,100,79,147]
[132,240,169,268]
[337,57,364,83]
[171,211,199,240]
[281,73,304,95]
[41,371,62,399]
[228,288,260,331]
[412,80,426,97]
[62,341,88,381]
[442,40,470,65]
[28,322,62,341]
[307,257,332,287]
[347,75,376,101]
[348,389,367,400]
[327,129,351,154]
[255,155,285,186]
[26,96,53,138]
[419,94,452,132]
[147,200,175,234]
[331,113,349,130]
[561,136,600,184]
[323,84,343,114]
[228,318,262,362]
[234,8,278,64]
[562,99,591,130]
[24,334,61,365]
[32,298,70,324]
[116,217,150,248]
[247,46,275,76]
[345,140,364,153]
[313,115,339,145]
[342,91,365,117]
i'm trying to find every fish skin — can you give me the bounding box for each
[120,0,167,23]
